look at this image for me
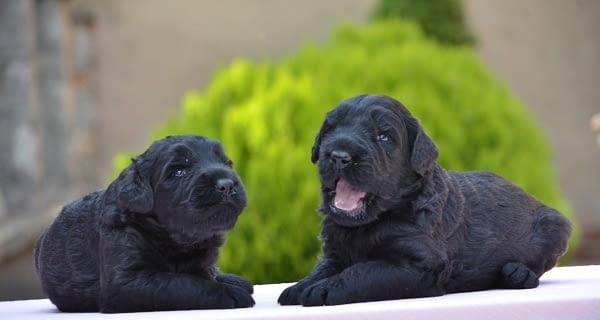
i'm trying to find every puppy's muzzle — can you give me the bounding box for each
[192,168,244,205]
[330,150,352,170]
[215,178,236,197]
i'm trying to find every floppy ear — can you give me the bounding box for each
[311,121,326,164]
[116,159,154,213]
[311,133,322,164]
[410,128,439,176]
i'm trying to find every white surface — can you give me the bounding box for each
[1,266,599,320]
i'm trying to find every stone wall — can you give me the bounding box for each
[0,0,100,262]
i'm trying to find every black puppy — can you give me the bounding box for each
[35,135,254,313]
[279,94,571,306]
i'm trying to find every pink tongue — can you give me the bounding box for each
[334,179,366,211]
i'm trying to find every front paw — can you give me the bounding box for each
[300,277,348,306]
[278,280,313,305]
[220,285,255,308]
[216,273,254,294]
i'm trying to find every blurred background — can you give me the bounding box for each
[1,0,598,301]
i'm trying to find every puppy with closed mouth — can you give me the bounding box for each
[35,135,254,313]
[278,94,571,306]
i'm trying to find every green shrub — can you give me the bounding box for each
[371,0,474,45]
[114,20,577,284]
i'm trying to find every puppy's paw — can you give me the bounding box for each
[278,280,314,305]
[220,285,255,308]
[500,262,539,289]
[217,273,254,294]
[299,277,348,306]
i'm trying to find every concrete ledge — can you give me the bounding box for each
[1,265,598,320]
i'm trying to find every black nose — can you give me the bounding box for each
[330,150,352,169]
[216,178,235,195]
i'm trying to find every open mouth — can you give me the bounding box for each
[331,178,368,213]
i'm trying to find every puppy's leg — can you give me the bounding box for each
[99,272,255,313]
[216,273,253,294]
[498,206,571,291]
[99,237,254,313]
[530,206,571,274]
[299,260,445,306]
[500,262,539,289]
[278,259,339,305]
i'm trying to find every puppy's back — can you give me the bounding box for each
[35,190,104,312]
[453,171,569,236]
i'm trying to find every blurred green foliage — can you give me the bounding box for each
[114,20,577,284]
[371,0,474,45]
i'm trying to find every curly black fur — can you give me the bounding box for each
[35,135,254,313]
[279,94,571,306]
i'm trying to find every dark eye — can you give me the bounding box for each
[172,167,186,177]
[377,134,391,142]
[225,159,233,167]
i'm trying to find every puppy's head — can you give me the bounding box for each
[311,94,438,227]
[115,135,247,245]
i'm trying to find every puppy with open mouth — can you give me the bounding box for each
[35,135,254,313]
[278,94,571,306]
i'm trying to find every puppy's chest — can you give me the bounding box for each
[147,246,218,276]
[324,219,422,266]
[326,228,388,264]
